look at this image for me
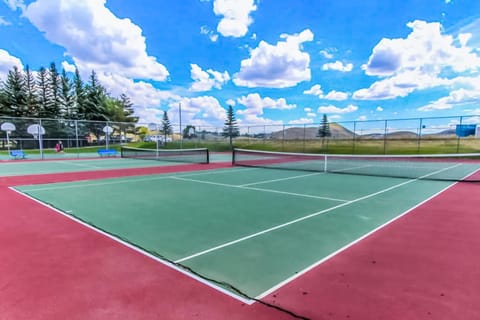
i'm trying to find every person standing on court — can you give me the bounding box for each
[55,140,64,153]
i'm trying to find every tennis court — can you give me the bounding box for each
[1,148,480,319]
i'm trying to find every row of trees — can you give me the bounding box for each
[1,61,330,148]
[0,63,138,124]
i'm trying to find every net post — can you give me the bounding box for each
[324,154,328,172]
[206,149,210,164]
[232,148,236,166]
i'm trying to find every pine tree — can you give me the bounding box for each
[0,89,7,115]
[119,94,138,123]
[83,70,108,121]
[3,66,27,117]
[161,110,172,145]
[73,67,86,120]
[36,67,50,118]
[222,105,239,148]
[318,114,331,137]
[47,62,61,118]
[318,114,331,147]
[24,65,38,117]
[59,69,76,119]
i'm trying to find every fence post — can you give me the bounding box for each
[303,124,306,153]
[383,120,387,154]
[38,119,44,160]
[456,116,463,153]
[417,118,423,153]
[75,120,79,158]
[353,121,356,154]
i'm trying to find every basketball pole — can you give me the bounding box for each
[6,131,10,154]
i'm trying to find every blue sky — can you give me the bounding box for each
[1,0,480,128]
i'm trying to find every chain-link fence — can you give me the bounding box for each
[1,115,479,158]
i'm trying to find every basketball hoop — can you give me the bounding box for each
[1,122,16,153]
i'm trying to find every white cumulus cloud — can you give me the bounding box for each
[317,104,358,114]
[304,85,349,100]
[213,0,257,37]
[167,96,227,127]
[190,64,230,92]
[0,49,23,81]
[234,29,313,88]
[355,20,480,100]
[303,84,323,96]
[237,93,296,117]
[23,0,169,81]
[322,61,353,72]
[289,118,314,125]
[323,90,349,100]
[417,86,480,111]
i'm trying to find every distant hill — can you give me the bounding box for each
[271,123,354,140]
[269,124,466,140]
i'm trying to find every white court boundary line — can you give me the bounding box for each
[170,176,349,202]
[53,161,103,169]
[9,187,254,305]
[173,164,462,264]
[256,166,480,299]
[239,171,324,187]
[11,163,471,304]
[17,167,255,192]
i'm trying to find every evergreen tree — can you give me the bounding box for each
[82,70,108,140]
[222,105,239,147]
[73,67,86,120]
[83,70,108,121]
[47,62,61,118]
[2,66,27,117]
[0,89,7,115]
[119,94,138,123]
[59,69,76,119]
[24,65,38,117]
[36,67,50,118]
[161,110,172,144]
[318,114,331,145]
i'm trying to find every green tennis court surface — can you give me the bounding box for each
[0,158,177,176]
[0,153,229,177]
[14,165,467,299]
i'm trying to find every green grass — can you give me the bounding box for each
[2,137,479,156]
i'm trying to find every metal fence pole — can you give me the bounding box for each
[353,121,356,154]
[303,124,306,153]
[383,120,388,154]
[417,118,423,153]
[457,116,463,153]
[75,120,79,158]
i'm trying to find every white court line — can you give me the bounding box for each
[254,178,461,299]
[9,187,254,305]
[239,171,324,187]
[10,163,468,305]
[174,163,462,264]
[17,167,254,192]
[255,165,480,299]
[53,161,103,169]
[170,176,348,202]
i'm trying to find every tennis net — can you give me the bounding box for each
[232,148,480,182]
[121,146,209,164]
